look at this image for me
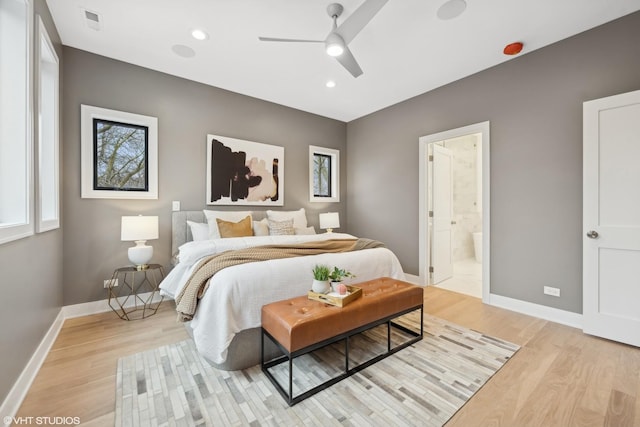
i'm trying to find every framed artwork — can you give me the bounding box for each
[80,105,158,199]
[309,145,339,202]
[206,134,284,206]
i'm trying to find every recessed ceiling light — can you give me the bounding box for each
[437,0,467,20]
[171,44,196,58]
[326,80,336,88]
[191,29,209,41]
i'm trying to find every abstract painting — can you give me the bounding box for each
[206,134,284,206]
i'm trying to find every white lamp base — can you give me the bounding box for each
[128,240,153,269]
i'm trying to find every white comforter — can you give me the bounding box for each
[160,233,405,364]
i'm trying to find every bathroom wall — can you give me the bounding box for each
[444,135,481,261]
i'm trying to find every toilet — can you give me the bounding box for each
[472,232,482,263]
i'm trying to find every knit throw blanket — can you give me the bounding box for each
[174,238,383,322]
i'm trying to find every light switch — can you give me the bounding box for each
[172,201,180,211]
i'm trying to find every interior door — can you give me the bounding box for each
[432,144,453,284]
[583,89,640,347]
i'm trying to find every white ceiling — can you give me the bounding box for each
[46,0,640,122]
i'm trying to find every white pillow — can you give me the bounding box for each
[187,221,210,241]
[252,219,269,237]
[266,208,308,229]
[294,226,316,235]
[203,210,252,239]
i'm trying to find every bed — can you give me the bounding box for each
[160,209,406,370]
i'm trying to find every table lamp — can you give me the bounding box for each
[121,215,158,269]
[319,212,340,233]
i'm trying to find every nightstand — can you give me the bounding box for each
[107,264,165,320]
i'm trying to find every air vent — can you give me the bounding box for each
[85,10,99,22]
[82,8,101,30]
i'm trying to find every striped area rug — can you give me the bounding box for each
[115,314,519,426]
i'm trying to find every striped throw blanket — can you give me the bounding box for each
[175,238,383,321]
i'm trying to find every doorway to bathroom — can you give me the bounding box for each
[418,122,490,302]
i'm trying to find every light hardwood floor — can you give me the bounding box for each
[15,288,640,426]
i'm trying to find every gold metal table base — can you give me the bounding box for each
[107,264,165,320]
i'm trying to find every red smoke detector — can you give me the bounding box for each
[503,42,523,55]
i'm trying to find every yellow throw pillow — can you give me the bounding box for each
[216,215,254,238]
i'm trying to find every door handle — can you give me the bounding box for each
[586,230,599,239]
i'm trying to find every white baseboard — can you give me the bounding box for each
[1,291,169,425]
[63,291,166,319]
[0,309,64,426]
[488,293,583,329]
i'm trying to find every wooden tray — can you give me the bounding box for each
[308,285,362,307]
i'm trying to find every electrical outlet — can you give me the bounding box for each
[543,286,560,297]
[104,278,118,288]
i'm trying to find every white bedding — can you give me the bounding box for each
[160,233,405,364]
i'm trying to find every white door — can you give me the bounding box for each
[432,144,453,284]
[583,89,640,347]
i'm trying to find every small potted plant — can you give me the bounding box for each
[311,264,331,294]
[329,267,355,293]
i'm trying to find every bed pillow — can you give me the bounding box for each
[268,218,295,236]
[266,208,308,229]
[216,215,254,238]
[294,226,316,235]
[203,210,252,239]
[252,219,269,237]
[187,220,210,241]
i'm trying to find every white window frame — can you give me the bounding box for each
[309,145,340,203]
[36,15,60,232]
[0,0,34,245]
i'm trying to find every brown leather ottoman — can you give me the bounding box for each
[261,277,423,405]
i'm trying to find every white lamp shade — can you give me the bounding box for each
[121,216,158,267]
[319,212,340,230]
[121,216,159,241]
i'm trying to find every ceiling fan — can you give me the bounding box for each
[258,0,388,78]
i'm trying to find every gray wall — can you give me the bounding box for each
[0,0,63,405]
[62,48,347,305]
[346,11,640,314]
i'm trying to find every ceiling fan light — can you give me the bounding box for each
[325,32,345,57]
[326,43,344,57]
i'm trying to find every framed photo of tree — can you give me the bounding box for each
[81,105,158,199]
[309,145,339,203]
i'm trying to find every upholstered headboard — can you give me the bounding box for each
[171,211,206,255]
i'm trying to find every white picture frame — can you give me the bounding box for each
[80,105,158,199]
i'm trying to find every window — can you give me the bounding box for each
[0,0,33,244]
[36,15,60,232]
[309,145,339,203]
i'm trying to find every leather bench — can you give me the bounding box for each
[261,277,424,405]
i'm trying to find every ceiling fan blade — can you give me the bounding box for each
[335,46,363,78]
[258,37,324,43]
[336,0,388,44]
